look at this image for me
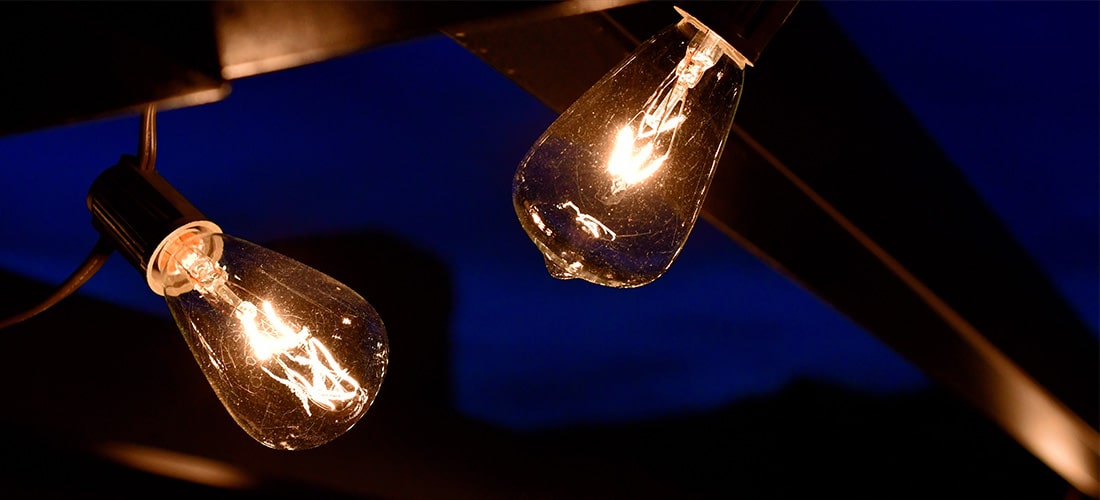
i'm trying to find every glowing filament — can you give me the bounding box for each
[608,125,667,190]
[606,27,723,198]
[235,301,362,416]
[169,234,363,417]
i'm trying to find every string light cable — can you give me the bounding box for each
[0,104,157,330]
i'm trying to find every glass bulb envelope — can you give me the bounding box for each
[155,226,388,450]
[512,9,747,287]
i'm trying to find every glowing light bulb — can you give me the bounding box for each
[88,158,388,450]
[512,7,748,287]
[155,227,387,450]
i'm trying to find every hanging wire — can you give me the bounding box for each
[137,103,157,171]
[0,239,115,330]
[0,104,158,330]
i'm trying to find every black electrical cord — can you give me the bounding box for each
[0,238,115,330]
[0,104,157,330]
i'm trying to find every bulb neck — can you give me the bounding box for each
[674,1,798,65]
[675,7,749,69]
[87,155,222,295]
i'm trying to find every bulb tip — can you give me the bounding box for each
[543,256,578,280]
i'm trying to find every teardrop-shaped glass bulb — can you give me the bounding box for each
[512,9,747,288]
[155,228,388,450]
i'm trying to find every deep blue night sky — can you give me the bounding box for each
[0,2,1095,430]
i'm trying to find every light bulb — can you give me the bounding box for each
[512,7,748,288]
[88,157,388,450]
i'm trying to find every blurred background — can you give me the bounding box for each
[0,1,1095,498]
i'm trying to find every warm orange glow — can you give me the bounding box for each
[605,25,723,198]
[164,233,365,418]
[608,125,669,190]
[98,442,257,490]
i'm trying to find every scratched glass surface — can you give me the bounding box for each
[512,12,745,287]
[161,231,389,450]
